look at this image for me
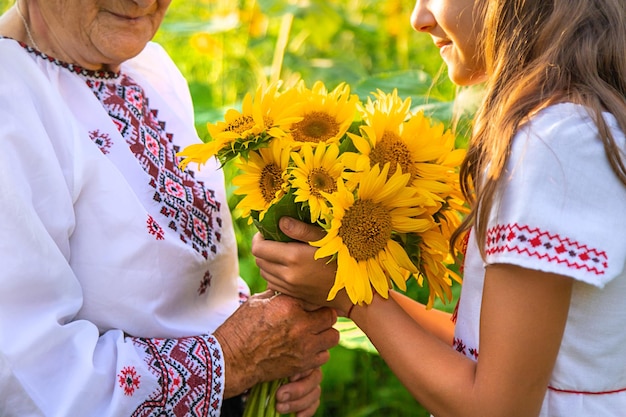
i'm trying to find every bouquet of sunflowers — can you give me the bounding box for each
[178,80,467,416]
[179,80,466,307]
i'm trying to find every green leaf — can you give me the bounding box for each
[251,190,311,242]
[412,100,455,125]
[336,317,378,355]
[353,70,433,101]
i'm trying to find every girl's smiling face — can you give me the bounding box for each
[411,0,486,86]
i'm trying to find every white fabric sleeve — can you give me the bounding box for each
[0,43,225,417]
[485,104,626,287]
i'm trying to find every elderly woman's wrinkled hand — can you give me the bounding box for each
[214,290,339,399]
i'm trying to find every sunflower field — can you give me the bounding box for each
[0,0,478,415]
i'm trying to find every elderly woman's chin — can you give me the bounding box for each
[89,31,156,70]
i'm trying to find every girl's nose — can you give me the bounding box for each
[410,0,436,32]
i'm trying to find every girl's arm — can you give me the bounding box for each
[252,218,573,417]
[389,291,455,346]
[351,264,571,417]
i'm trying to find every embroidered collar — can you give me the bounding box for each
[1,35,120,80]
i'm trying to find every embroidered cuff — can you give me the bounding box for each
[128,335,225,416]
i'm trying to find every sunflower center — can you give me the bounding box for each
[291,112,340,143]
[369,131,416,179]
[226,115,256,134]
[339,199,393,261]
[308,168,337,197]
[260,163,284,203]
[262,115,274,128]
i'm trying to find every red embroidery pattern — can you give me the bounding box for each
[453,337,479,360]
[237,281,250,306]
[89,130,113,154]
[486,224,608,275]
[451,298,460,324]
[15,40,119,79]
[131,336,223,417]
[85,74,223,259]
[197,270,212,295]
[547,386,626,395]
[118,366,141,396]
[146,215,165,240]
[20,43,223,294]
[453,337,466,354]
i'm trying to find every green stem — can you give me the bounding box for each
[266,379,279,417]
[242,379,295,417]
[243,382,263,417]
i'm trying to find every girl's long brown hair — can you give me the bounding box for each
[451,0,626,258]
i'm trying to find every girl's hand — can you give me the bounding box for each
[251,217,352,314]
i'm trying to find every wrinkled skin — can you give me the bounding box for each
[0,0,172,71]
[214,290,339,416]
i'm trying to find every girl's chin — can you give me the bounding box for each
[446,65,486,86]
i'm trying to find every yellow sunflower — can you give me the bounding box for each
[346,110,464,209]
[177,82,301,170]
[290,143,345,223]
[285,81,359,146]
[359,88,412,130]
[402,111,466,202]
[209,82,301,142]
[232,140,291,222]
[176,140,224,172]
[312,164,435,305]
[413,229,463,309]
[342,89,410,174]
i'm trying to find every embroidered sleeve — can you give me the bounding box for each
[122,335,225,417]
[486,223,608,276]
[485,104,626,287]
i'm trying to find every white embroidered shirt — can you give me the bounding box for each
[0,39,242,417]
[454,103,626,416]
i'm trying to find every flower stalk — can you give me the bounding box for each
[243,378,293,417]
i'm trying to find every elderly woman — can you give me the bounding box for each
[0,1,339,416]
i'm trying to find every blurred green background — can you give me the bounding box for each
[0,1,473,415]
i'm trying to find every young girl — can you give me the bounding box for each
[251,0,626,416]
